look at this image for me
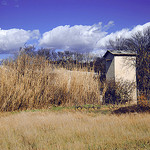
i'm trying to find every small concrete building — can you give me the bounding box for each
[103,50,137,103]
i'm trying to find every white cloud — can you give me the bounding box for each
[95,22,150,55]
[98,22,150,47]
[1,22,150,55]
[0,28,40,53]
[39,22,114,53]
[39,22,150,55]
[103,21,114,31]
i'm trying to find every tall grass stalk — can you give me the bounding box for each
[0,54,101,111]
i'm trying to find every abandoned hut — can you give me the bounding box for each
[103,50,137,104]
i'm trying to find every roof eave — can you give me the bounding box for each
[103,50,136,57]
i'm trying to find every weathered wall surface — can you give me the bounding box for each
[114,56,137,103]
[114,56,136,81]
[105,53,115,81]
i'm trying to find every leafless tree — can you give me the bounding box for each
[107,27,150,100]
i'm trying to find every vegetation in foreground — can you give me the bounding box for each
[0,54,101,111]
[0,45,149,149]
[0,25,149,112]
[0,53,140,111]
[0,111,150,150]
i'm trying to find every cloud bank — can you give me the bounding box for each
[0,22,150,54]
[0,28,40,53]
[39,22,150,55]
[39,21,113,53]
[96,22,150,49]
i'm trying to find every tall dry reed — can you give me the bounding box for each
[0,54,101,111]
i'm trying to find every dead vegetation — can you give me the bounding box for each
[0,52,149,149]
[0,111,150,150]
[0,53,149,112]
[0,54,101,111]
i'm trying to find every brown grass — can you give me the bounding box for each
[0,111,150,150]
[0,54,101,111]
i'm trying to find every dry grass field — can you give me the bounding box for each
[0,111,150,150]
[0,54,149,150]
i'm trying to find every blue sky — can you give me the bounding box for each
[0,0,150,56]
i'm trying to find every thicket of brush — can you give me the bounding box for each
[0,54,101,111]
[103,80,135,104]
